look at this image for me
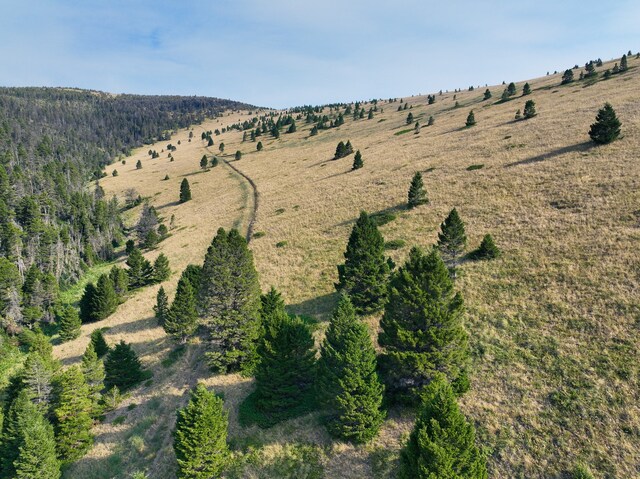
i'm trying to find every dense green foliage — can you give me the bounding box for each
[317,295,385,443]
[336,212,390,314]
[399,375,487,479]
[589,103,621,145]
[197,228,261,373]
[52,366,94,462]
[180,179,192,203]
[104,341,145,391]
[250,308,316,427]
[437,208,467,264]
[57,305,81,342]
[164,278,198,343]
[352,150,363,170]
[173,384,229,479]
[379,247,470,403]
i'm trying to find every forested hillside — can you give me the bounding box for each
[0,88,252,334]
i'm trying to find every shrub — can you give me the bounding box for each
[384,239,406,250]
[589,103,621,144]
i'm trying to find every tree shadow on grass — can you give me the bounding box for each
[287,292,339,322]
[156,200,180,211]
[505,141,593,167]
[333,203,406,228]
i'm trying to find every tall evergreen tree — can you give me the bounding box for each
[164,278,198,344]
[200,155,208,170]
[109,266,129,299]
[483,89,491,100]
[126,247,152,288]
[180,265,203,292]
[620,53,628,71]
[437,208,467,264]
[1,390,31,476]
[179,179,192,203]
[407,172,428,209]
[335,211,390,314]
[197,228,261,373]
[78,283,98,323]
[379,247,470,403]
[90,329,109,358]
[81,342,105,415]
[154,286,170,325]
[334,141,346,159]
[256,141,263,151]
[589,103,621,145]
[352,150,363,170]
[57,305,81,342]
[52,366,94,462]
[471,234,500,260]
[7,391,61,479]
[104,341,145,391]
[561,69,574,84]
[92,274,118,321]
[522,82,531,95]
[21,352,55,406]
[153,253,171,282]
[317,295,385,443]
[507,82,517,96]
[173,384,229,479]
[399,375,487,479]
[254,309,315,425]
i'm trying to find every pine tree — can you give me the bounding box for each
[154,286,170,325]
[153,253,171,282]
[52,366,94,462]
[93,274,118,320]
[407,172,428,209]
[352,150,363,170]
[254,309,316,425]
[21,352,54,406]
[164,278,198,344]
[523,99,537,119]
[81,342,105,415]
[345,140,353,154]
[379,247,470,403]
[109,266,129,299]
[471,234,500,260]
[317,295,385,443]
[287,121,297,133]
[180,265,203,292]
[197,228,261,373]
[523,82,531,95]
[335,212,390,314]
[234,150,242,160]
[406,112,414,124]
[437,208,467,264]
[562,69,574,84]
[620,53,628,71]
[8,391,61,479]
[104,341,145,391]
[507,82,517,96]
[310,126,318,136]
[79,283,98,323]
[136,160,142,169]
[200,155,208,170]
[399,375,487,479]
[465,110,476,127]
[173,384,229,479]
[90,329,109,358]
[179,179,192,203]
[126,247,152,288]
[260,286,285,319]
[589,103,621,145]
[256,141,263,151]
[57,305,81,342]
[483,89,491,100]
[334,141,346,159]
[427,115,435,126]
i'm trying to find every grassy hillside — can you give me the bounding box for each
[56,55,639,479]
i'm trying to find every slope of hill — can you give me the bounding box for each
[59,55,639,478]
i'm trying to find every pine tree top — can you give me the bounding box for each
[437,207,467,258]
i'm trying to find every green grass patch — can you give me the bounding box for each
[161,344,187,368]
[253,231,266,239]
[370,211,397,227]
[227,443,324,479]
[394,129,412,136]
[59,261,116,305]
[466,164,485,171]
[276,241,288,248]
[112,416,126,425]
[377,118,387,123]
[275,208,286,215]
[384,239,406,250]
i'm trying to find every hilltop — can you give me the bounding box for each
[52,55,640,478]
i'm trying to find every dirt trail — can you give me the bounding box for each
[222,158,259,243]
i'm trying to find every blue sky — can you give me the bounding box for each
[1,0,638,108]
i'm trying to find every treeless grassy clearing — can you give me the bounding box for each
[59,57,639,478]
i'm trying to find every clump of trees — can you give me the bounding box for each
[334,140,354,159]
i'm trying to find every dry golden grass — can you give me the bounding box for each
[58,56,639,478]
